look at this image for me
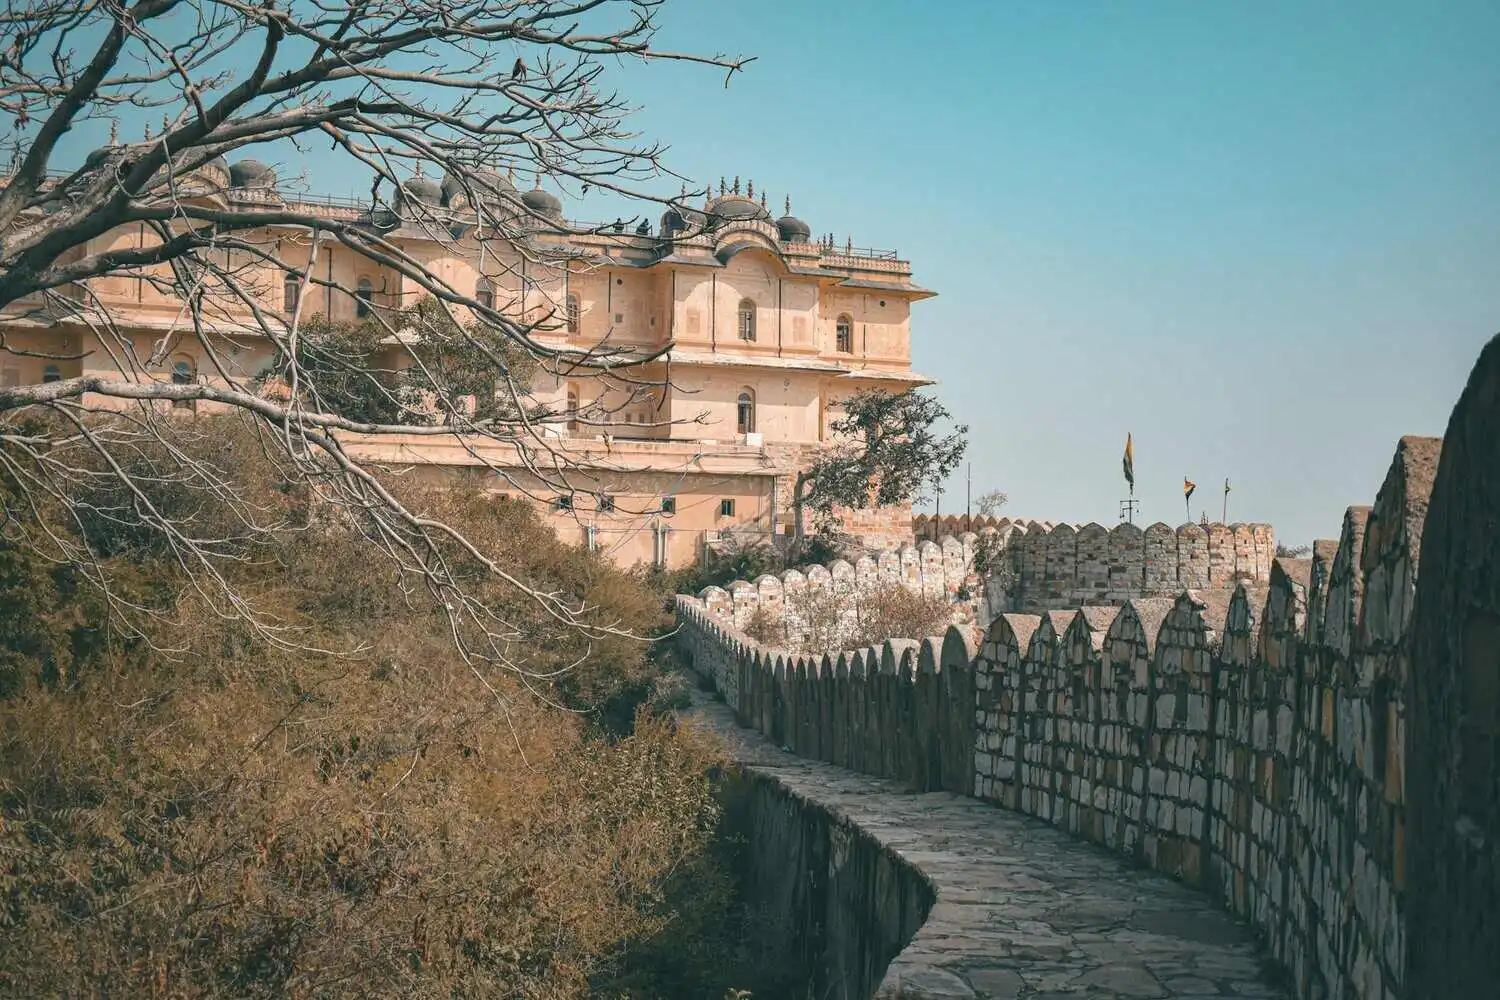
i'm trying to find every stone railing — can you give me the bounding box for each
[674,423,1492,1000]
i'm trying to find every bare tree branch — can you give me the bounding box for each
[0,0,752,673]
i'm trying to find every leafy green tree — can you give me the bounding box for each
[790,389,968,544]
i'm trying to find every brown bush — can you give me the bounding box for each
[845,582,955,649]
[0,417,746,999]
[744,582,953,653]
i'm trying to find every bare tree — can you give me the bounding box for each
[975,488,1007,517]
[0,0,749,671]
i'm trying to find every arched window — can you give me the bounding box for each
[475,277,494,311]
[565,386,580,432]
[737,298,756,342]
[355,277,374,319]
[283,272,300,313]
[565,293,580,333]
[170,355,196,410]
[835,314,853,353]
[736,389,755,435]
[41,364,61,383]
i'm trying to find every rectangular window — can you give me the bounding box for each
[554,495,573,512]
[718,499,735,518]
[661,496,677,514]
[599,494,615,513]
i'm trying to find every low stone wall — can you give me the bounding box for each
[688,688,1287,1000]
[716,749,934,999]
[676,608,980,796]
[704,520,1278,651]
[677,432,1461,1000]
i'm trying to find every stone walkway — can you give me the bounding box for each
[686,692,1291,1000]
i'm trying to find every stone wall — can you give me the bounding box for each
[701,535,984,651]
[706,518,1277,651]
[676,431,1464,1000]
[838,503,920,554]
[913,513,1051,540]
[964,517,1277,614]
[1405,335,1500,1000]
[719,765,935,999]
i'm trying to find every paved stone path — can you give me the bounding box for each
[686,692,1291,1000]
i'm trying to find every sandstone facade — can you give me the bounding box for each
[1,162,937,571]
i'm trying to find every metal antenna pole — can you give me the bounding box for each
[965,462,971,532]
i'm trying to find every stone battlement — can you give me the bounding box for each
[676,431,1455,1000]
[700,518,1277,652]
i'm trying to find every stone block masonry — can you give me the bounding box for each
[678,332,1500,1000]
[707,517,1277,651]
[1405,335,1500,1000]
[915,515,1276,613]
[687,686,1289,999]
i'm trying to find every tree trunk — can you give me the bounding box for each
[792,471,810,547]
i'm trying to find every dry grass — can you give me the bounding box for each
[0,417,746,999]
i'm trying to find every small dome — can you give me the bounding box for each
[705,194,771,226]
[228,159,275,188]
[442,167,516,207]
[660,203,707,237]
[400,176,443,206]
[776,212,811,243]
[521,185,563,219]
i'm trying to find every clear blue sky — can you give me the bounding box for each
[603,0,1499,546]
[61,0,1499,547]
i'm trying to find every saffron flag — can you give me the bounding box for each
[1123,434,1135,488]
[1184,477,1197,502]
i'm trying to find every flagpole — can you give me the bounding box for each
[1222,484,1228,524]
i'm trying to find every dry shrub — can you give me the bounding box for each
[746,582,953,654]
[742,606,780,646]
[846,582,954,649]
[0,416,743,999]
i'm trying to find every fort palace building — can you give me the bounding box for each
[1,162,936,569]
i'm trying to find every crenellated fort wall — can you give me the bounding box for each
[676,409,1500,1000]
[706,518,1277,651]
